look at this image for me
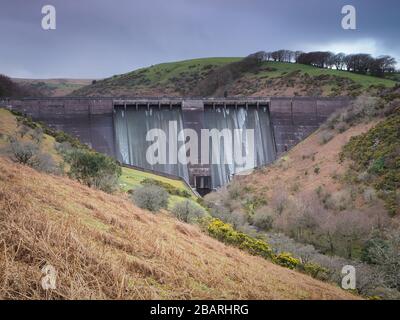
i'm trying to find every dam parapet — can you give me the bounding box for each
[1,96,351,193]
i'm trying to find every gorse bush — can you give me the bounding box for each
[172,199,207,223]
[63,148,121,193]
[206,218,332,281]
[301,262,331,280]
[131,185,169,212]
[207,218,273,259]
[273,252,300,270]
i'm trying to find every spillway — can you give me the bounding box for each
[114,105,190,182]
[204,105,276,188]
[113,102,277,190]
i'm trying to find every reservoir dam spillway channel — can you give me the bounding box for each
[113,100,276,191]
[2,97,351,194]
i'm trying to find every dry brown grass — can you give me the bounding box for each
[239,121,382,209]
[0,157,358,300]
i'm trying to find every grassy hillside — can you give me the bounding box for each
[71,57,240,97]
[13,78,93,97]
[70,57,397,97]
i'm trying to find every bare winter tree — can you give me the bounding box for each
[333,53,346,70]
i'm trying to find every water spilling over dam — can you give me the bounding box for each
[1,97,351,194]
[204,105,276,188]
[114,105,189,182]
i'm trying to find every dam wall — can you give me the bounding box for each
[270,97,350,154]
[1,97,351,191]
[1,98,115,156]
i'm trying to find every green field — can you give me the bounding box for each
[118,57,241,84]
[72,57,241,96]
[119,166,198,208]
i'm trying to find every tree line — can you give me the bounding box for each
[250,50,397,78]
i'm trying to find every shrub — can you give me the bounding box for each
[131,185,169,212]
[17,125,30,138]
[273,252,300,269]
[140,178,191,198]
[229,211,248,229]
[30,127,44,144]
[31,152,59,174]
[243,195,267,215]
[227,180,243,199]
[91,173,120,194]
[324,190,353,211]
[301,262,330,280]
[63,148,121,192]
[335,121,349,133]
[363,187,377,204]
[319,131,335,145]
[207,218,273,259]
[252,207,274,231]
[9,138,39,165]
[172,199,207,223]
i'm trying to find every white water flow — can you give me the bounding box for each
[114,105,276,189]
[204,106,276,188]
[114,106,189,182]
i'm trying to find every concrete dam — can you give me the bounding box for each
[1,97,351,193]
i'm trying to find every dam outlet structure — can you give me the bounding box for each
[1,97,351,194]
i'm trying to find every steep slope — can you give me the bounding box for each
[0,157,357,299]
[70,58,396,97]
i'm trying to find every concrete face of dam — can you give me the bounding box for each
[1,97,351,192]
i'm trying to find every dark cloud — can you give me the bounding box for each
[0,0,398,78]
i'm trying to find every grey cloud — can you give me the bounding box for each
[0,0,398,78]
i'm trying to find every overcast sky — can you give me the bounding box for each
[0,0,399,79]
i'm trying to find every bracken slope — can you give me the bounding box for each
[0,157,357,300]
